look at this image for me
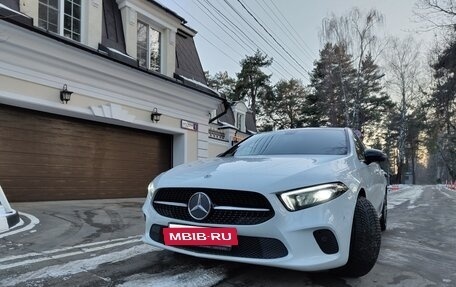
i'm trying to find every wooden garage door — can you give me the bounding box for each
[0,104,172,202]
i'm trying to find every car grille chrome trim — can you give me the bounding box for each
[152,188,275,225]
[154,201,187,207]
[213,206,270,212]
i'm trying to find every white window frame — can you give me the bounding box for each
[236,113,244,131]
[233,102,248,133]
[136,14,165,73]
[137,20,163,73]
[38,0,85,43]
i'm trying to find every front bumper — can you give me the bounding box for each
[142,189,357,271]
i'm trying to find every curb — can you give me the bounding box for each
[6,210,20,228]
[1,209,21,233]
[1,185,21,232]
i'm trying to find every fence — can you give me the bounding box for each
[445,181,456,190]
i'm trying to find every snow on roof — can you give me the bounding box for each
[248,130,257,134]
[0,4,32,18]
[218,121,237,129]
[107,47,135,60]
[179,75,221,97]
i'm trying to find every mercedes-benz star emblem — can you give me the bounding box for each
[188,192,212,220]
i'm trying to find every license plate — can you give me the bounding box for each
[163,224,238,246]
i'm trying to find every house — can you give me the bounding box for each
[208,101,257,156]
[0,0,226,201]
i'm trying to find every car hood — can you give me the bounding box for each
[155,155,353,194]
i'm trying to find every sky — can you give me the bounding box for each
[157,0,434,84]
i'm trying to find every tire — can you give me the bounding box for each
[334,197,381,277]
[380,191,387,231]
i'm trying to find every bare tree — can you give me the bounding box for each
[383,36,422,183]
[321,8,385,129]
[414,0,456,30]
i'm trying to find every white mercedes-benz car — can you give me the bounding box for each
[142,127,388,277]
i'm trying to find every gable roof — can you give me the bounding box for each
[214,102,258,133]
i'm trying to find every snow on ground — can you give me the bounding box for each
[0,244,159,287]
[117,266,226,287]
[434,185,456,200]
[0,216,7,233]
[387,185,424,210]
[0,206,7,232]
[0,237,143,269]
[0,212,36,239]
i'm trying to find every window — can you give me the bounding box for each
[38,0,81,42]
[137,21,161,72]
[221,129,348,157]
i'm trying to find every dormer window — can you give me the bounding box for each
[38,0,82,42]
[137,21,161,72]
[233,102,248,133]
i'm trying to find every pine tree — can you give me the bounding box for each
[235,50,273,124]
[358,53,394,145]
[305,43,356,127]
[428,35,456,180]
[272,79,306,129]
[205,71,236,101]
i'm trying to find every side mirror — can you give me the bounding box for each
[364,148,387,164]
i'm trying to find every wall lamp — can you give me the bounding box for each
[60,84,73,104]
[151,107,162,123]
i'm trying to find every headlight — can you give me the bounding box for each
[278,183,348,211]
[147,181,156,198]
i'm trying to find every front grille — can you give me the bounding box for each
[152,188,274,225]
[150,224,288,259]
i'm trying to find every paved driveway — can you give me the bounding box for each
[0,185,455,286]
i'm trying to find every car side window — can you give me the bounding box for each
[353,134,365,161]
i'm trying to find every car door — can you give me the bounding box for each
[353,134,383,213]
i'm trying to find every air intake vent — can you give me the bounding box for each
[313,229,339,254]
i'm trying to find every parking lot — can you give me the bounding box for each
[0,185,455,287]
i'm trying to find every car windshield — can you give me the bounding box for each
[221,129,348,156]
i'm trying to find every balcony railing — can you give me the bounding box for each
[209,129,226,141]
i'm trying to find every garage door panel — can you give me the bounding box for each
[0,129,168,158]
[5,187,148,201]
[0,165,156,180]
[0,105,172,202]
[1,177,152,190]
[0,149,170,167]
[0,114,167,148]
[0,142,168,163]
[0,128,164,150]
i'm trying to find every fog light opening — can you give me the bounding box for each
[313,229,339,254]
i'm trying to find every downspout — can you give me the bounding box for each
[209,100,230,123]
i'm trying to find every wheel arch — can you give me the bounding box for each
[357,188,366,199]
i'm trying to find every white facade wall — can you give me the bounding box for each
[208,139,230,157]
[0,18,221,166]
